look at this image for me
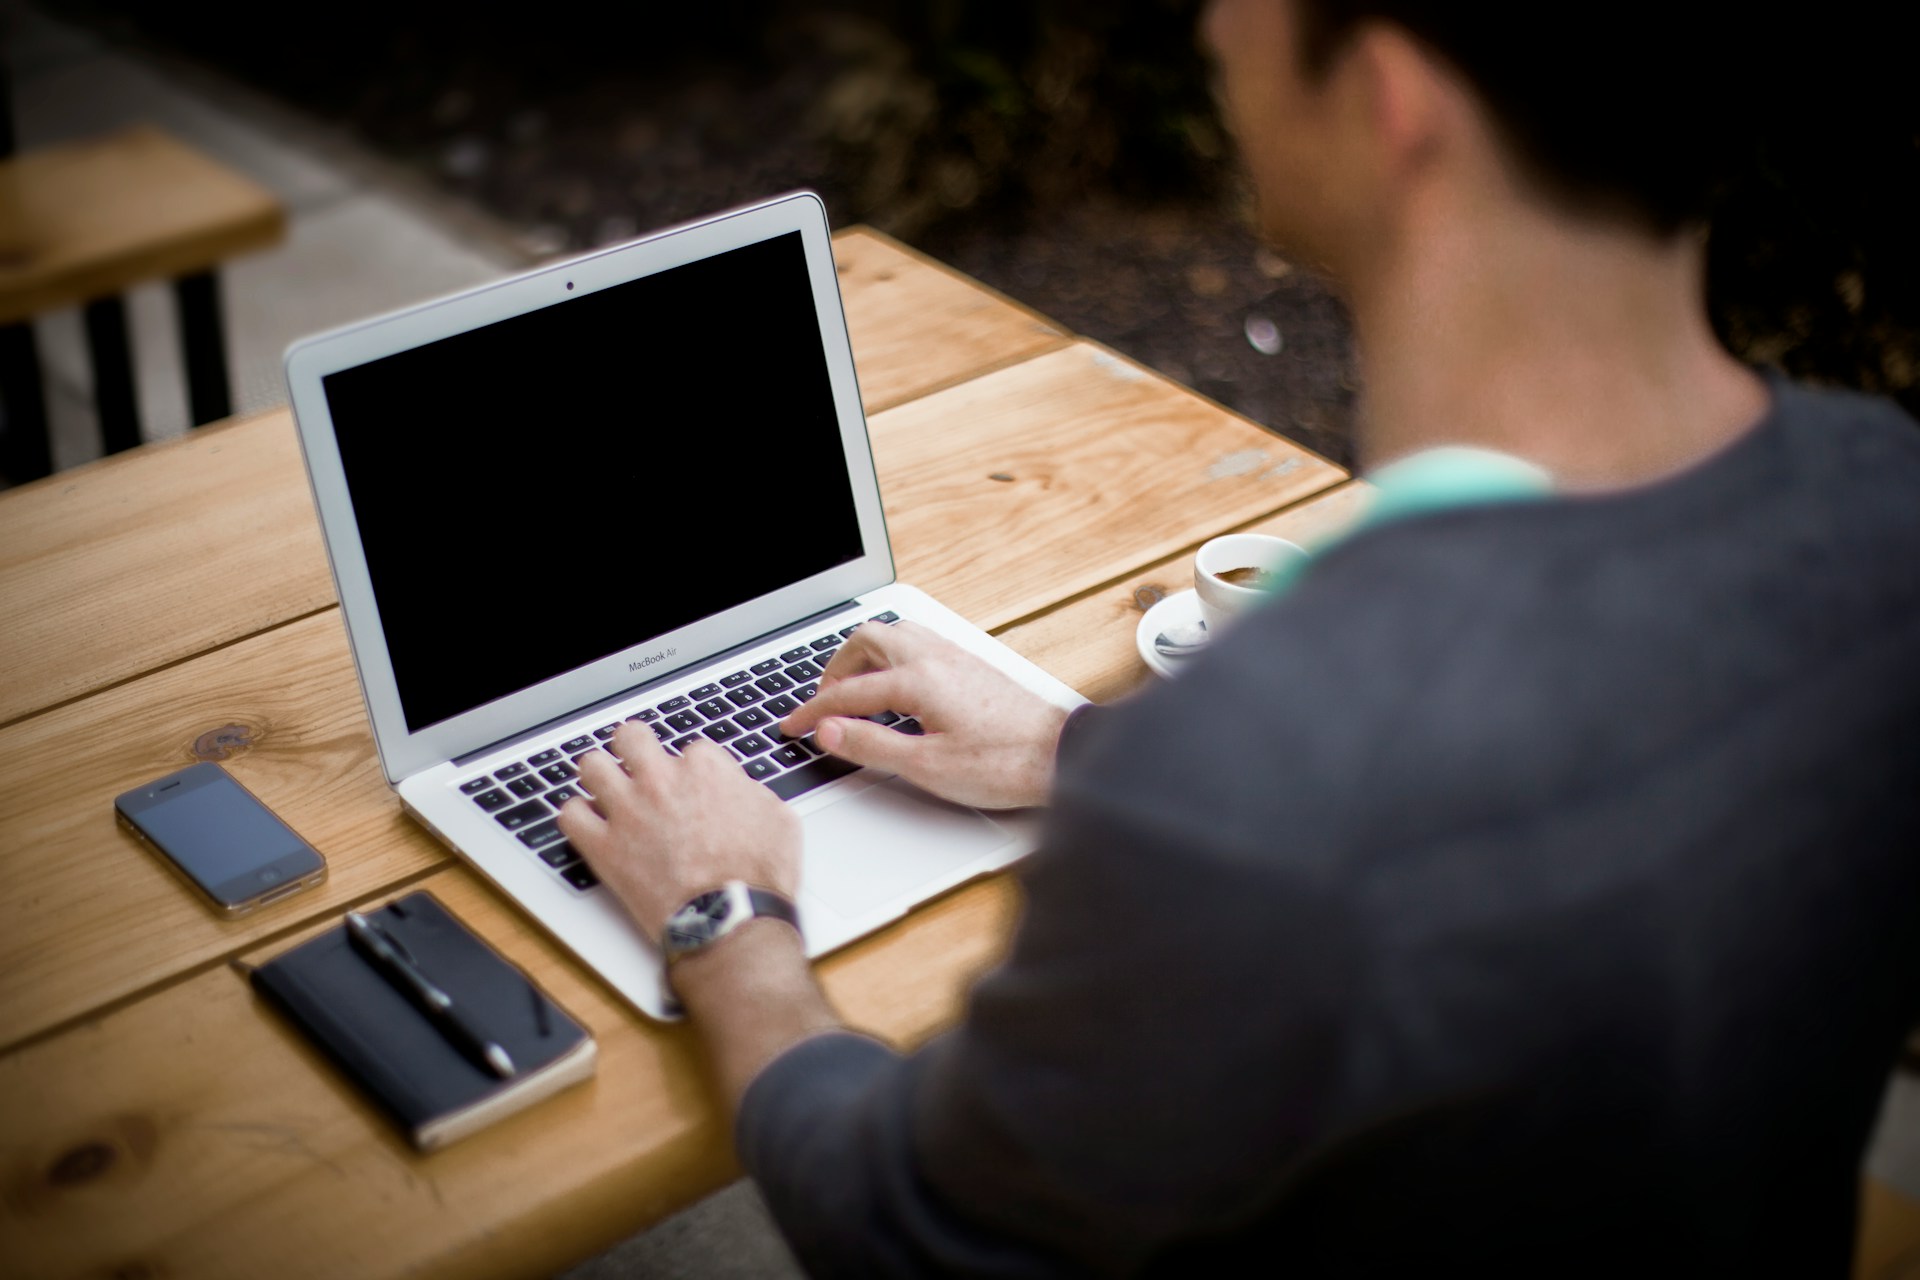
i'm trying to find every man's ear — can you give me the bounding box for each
[1350,23,1451,186]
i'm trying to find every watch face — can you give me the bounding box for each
[664,887,734,952]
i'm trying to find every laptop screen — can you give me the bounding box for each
[322,230,866,733]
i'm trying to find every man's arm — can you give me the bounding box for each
[556,620,1075,1116]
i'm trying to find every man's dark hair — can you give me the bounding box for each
[1290,3,1757,236]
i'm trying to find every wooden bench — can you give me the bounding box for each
[0,122,286,482]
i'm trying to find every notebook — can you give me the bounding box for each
[284,191,1087,1021]
[251,892,596,1152]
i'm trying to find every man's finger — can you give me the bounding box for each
[555,792,609,856]
[611,720,672,785]
[817,625,893,683]
[814,714,923,777]
[574,748,637,817]
[782,667,913,735]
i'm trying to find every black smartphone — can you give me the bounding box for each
[115,762,328,917]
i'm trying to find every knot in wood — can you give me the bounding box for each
[48,1140,116,1186]
[192,723,256,761]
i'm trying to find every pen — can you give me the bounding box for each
[344,911,516,1080]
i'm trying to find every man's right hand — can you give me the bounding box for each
[778,621,1072,810]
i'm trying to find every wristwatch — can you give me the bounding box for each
[660,881,802,968]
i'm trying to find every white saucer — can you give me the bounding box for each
[1135,588,1209,679]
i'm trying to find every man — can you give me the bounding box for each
[560,2,1920,1272]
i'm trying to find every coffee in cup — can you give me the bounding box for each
[1194,533,1306,635]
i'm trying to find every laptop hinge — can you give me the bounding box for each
[451,598,865,767]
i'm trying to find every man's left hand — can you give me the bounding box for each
[558,722,801,939]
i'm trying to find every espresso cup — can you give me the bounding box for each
[1194,533,1306,635]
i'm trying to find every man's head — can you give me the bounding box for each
[1202,0,1746,280]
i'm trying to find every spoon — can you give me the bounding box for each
[1153,617,1209,658]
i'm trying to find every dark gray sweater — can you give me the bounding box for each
[739,379,1920,1277]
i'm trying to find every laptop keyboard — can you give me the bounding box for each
[456,610,915,892]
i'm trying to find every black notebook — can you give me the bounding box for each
[252,891,597,1151]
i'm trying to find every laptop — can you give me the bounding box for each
[285,191,1086,1020]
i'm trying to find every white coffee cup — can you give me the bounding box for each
[1194,533,1306,635]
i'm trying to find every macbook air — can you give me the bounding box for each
[285,191,1086,1020]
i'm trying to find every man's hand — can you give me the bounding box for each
[558,723,801,940]
[780,621,1071,810]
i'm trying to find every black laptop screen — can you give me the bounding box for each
[322,230,866,733]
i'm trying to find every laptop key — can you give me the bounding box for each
[493,762,529,781]
[892,718,925,735]
[765,754,860,801]
[763,694,799,718]
[518,820,567,849]
[721,670,753,688]
[769,744,810,769]
[743,757,780,781]
[546,784,583,809]
[495,799,550,831]
[867,710,903,726]
[839,624,862,638]
[539,762,576,785]
[755,672,793,694]
[652,722,673,741]
[635,708,661,723]
[506,775,544,799]
[459,776,494,795]
[810,635,841,651]
[666,710,702,732]
[870,611,900,624]
[540,842,581,868]
[733,706,771,729]
[694,697,730,720]
[795,683,820,703]
[593,724,620,740]
[528,748,562,766]
[726,685,763,707]
[703,720,743,744]
[689,683,719,699]
[734,733,773,756]
[562,863,600,891]
[473,788,510,812]
[670,734,702,754]
[785,659,821,681]
[750,658,783,676]
[560,735,594,754]
[657,695,691,713]
[779,646,813,664]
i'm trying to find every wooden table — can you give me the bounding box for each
[0,227,1363,1279]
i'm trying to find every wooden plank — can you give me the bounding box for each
[0,610,447,1054]
[876,341,1346,632]
[0,409,335,728]
[0,862,1019,1280]
[995,482,1374,703]
[0,232,1066,728]
[833,227,1069,413]
[1857,1175,1920,1280]
[0,126,286,325]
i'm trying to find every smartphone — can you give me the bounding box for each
[115,763,328,917]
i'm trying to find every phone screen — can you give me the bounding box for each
[118,764,324,907]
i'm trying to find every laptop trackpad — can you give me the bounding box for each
[802,779,1013,919]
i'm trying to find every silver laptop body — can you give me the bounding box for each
[286,192,1085,1020]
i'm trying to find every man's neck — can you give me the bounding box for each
[1346,197,1770,492]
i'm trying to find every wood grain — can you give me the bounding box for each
[0,610,447,1054]
[0,863,1019,1280]
[0,409,335,728]
[996,481,1375,703]
[0,125,286,325]
[0,230,1067,728]
[876,341,1345,631]
[834,227,1069,413]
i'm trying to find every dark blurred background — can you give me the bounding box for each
[47,0,1920,470]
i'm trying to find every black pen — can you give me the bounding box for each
[344,910,516,1080]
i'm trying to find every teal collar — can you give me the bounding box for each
[1269,446,1554,596]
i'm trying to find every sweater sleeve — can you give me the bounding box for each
[736,667,1371,1276]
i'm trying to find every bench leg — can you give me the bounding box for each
[84,296,142,455]
[0,323,53,483]
[175,271,232,426]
